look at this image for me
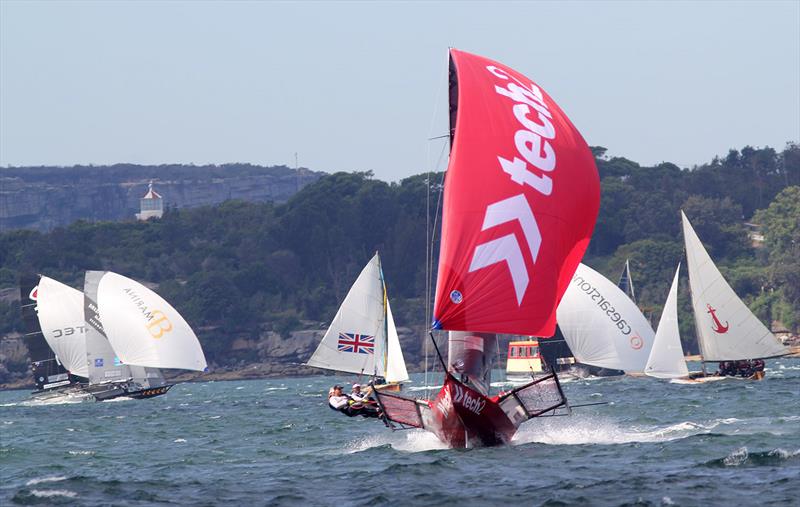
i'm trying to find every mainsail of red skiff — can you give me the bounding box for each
[433,49,600,337]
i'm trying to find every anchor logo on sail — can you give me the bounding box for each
[706,304,729,334]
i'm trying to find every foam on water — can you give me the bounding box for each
[30,489,78,498]
[344,429,449,454]
[26,476,67,486]
[513,414,767,446]
[101,396,134,403]
[16,393,92,406]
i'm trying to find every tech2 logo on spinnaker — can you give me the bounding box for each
[467,65,558,306]
[432,49,599,337]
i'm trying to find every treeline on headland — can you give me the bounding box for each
[0,143,798,377]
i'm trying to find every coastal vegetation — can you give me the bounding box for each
[0,143,798,371]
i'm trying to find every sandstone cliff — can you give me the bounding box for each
[0,164,322,232]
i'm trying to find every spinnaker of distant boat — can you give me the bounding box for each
[306,252,409,383]
[19,275,81,395]
[90,271,207,372]
[556,263,655,373]
[376,48,600,448]
[34,276,90,378]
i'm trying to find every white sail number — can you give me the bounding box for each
[467,65,558,306]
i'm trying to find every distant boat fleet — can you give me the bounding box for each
[14,48,790,451]
[304,48,791,449]
[21,271,207,402]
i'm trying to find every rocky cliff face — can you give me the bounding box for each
[0,164,323,232]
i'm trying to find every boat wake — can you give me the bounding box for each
[513,414,789,446]
[344,429,449,454]
[13,393,93,406]
[100,395,134,403]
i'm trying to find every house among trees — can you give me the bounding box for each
[136,181,164,220]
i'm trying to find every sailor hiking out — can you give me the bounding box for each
[327,384,380,418]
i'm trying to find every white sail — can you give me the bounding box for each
[35,276,90,378]
[93,271,207,371]
[84,271,134,384]
[307,253,408,381]
[307,254,386,376]
[681,211,787,361]
[384,299,409,383]
[645,265,689,379]
[556,263,655,373]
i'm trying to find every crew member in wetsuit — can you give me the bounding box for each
[328,384,380,418]
[753,359,765,373]
[328,385,352,413]
[350,383,370,403]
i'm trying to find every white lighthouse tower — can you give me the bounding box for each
[136,181,164,220]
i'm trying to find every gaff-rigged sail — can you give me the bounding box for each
[91,271,207,372]
[645,264,689,379]
[432,49,600,336]
[681,212,787,361]
[556,263,655,373]
[35,276,90,378]
[307,253,408,382]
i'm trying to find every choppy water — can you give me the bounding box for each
[2,358,799,506]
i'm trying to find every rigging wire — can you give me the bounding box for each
[424,52,450,401]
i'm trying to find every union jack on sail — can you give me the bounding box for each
[337,333,375,354]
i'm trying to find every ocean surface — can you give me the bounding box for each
[2,358,799,506]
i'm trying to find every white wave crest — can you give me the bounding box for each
[26,475,67,486]
[513,415,744,446]
[68,450,95,456]
[18,393,92,406]
[723,446,749,466]
[30,489,77,498]
[767,448,800,459]
[344,429,449,454]
[101,396,133,403]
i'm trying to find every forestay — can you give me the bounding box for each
[557,263,655,373]
[432,49,600,337]
[93,271,207,372]
[645,265,689,379]
[682,212,787,361]
[35,276,90,378]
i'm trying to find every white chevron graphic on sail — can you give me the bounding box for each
[468,194,541,305]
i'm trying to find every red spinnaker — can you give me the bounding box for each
[433,49,600,336]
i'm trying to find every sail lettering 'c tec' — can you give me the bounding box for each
[433,49,600,336]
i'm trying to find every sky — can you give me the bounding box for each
[1,1,798,182]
